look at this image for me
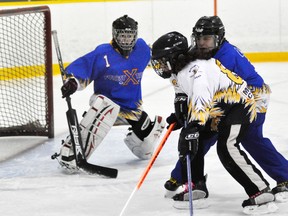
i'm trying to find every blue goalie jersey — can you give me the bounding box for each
[65,38,151,111]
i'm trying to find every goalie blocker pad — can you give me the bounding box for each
[80,94,120,158]
[124,115,165,160]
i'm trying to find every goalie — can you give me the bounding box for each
[56,15,165,172]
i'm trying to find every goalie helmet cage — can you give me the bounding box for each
[0,6,54,138]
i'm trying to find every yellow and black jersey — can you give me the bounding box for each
[170,58,256,127]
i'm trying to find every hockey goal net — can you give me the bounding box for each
[0,6,54,138]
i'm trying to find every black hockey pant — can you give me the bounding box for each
[190,123,269,197]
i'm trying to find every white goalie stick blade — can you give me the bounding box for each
[173,198,209,210]
[242,202,278,215]
[51,153,118,178]
[275,191,288,203]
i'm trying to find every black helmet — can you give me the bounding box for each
[151,31,188,79]
[192,16,225,48]
[112,15,138,57]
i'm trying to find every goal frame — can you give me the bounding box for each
[0,6,54,138]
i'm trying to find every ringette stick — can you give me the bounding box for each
[119,123,175,216]
[186,152,194,215]
[184,120,193,216]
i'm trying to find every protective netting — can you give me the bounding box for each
[0,6,54,137]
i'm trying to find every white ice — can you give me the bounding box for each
[0,63,287,216]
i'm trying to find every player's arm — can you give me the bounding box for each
[232,49,264,87]
[61,49,104,98]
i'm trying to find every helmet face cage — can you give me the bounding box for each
[151,57,173,79]
[112,15,138,56]
[113,28,137,51]
[191,16,225,49]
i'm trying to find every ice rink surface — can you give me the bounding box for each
[0,63,287,216]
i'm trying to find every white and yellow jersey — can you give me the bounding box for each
[170,58,256,126]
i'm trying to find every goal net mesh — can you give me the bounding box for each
[0,6,54,138]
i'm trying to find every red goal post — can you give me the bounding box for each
[0,6,54,138]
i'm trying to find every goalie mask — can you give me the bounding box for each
[151,31,188,79]
[191,16,225,52]
[112,15,138,57]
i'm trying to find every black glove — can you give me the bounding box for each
[61,78,78,98]
[178,126,199,161]
[174,93,188,125]
[166,113,183,130]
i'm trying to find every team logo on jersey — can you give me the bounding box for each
[123,68,140,85]
[104,69,141,85]
[189,65,199,77]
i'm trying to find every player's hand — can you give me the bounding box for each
[166,113,183,130]
[174,93,188,124]
[61,78,78,98]
[178,126,199,161]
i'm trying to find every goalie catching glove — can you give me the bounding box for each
[178,126,199,162]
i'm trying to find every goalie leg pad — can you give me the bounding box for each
[124,115,165,160]
[80,94,120,159]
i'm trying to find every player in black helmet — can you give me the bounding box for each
[151,31,277,213]
[112,15,138,57]
[151,31,189,78]
[54,15,165,172]
[166,15,288,204]
[192,16,225,48]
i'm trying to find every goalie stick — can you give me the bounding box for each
[51,30,118,178]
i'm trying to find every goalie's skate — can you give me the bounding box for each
[56,138,79,174]
[272,181,288,202]
[242,187,278,215]
[58,159,79,174]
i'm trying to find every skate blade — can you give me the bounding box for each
[275,191,288,203]
[181,190,207,201]
[243,202,278,215]
[173,198,209,210]
[191,190,207,200]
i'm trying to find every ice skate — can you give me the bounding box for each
[272,181,288,202]
[57,138,79,174]
[173,180,209,209]
[164,177,184,198]
[242,187,278,215]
